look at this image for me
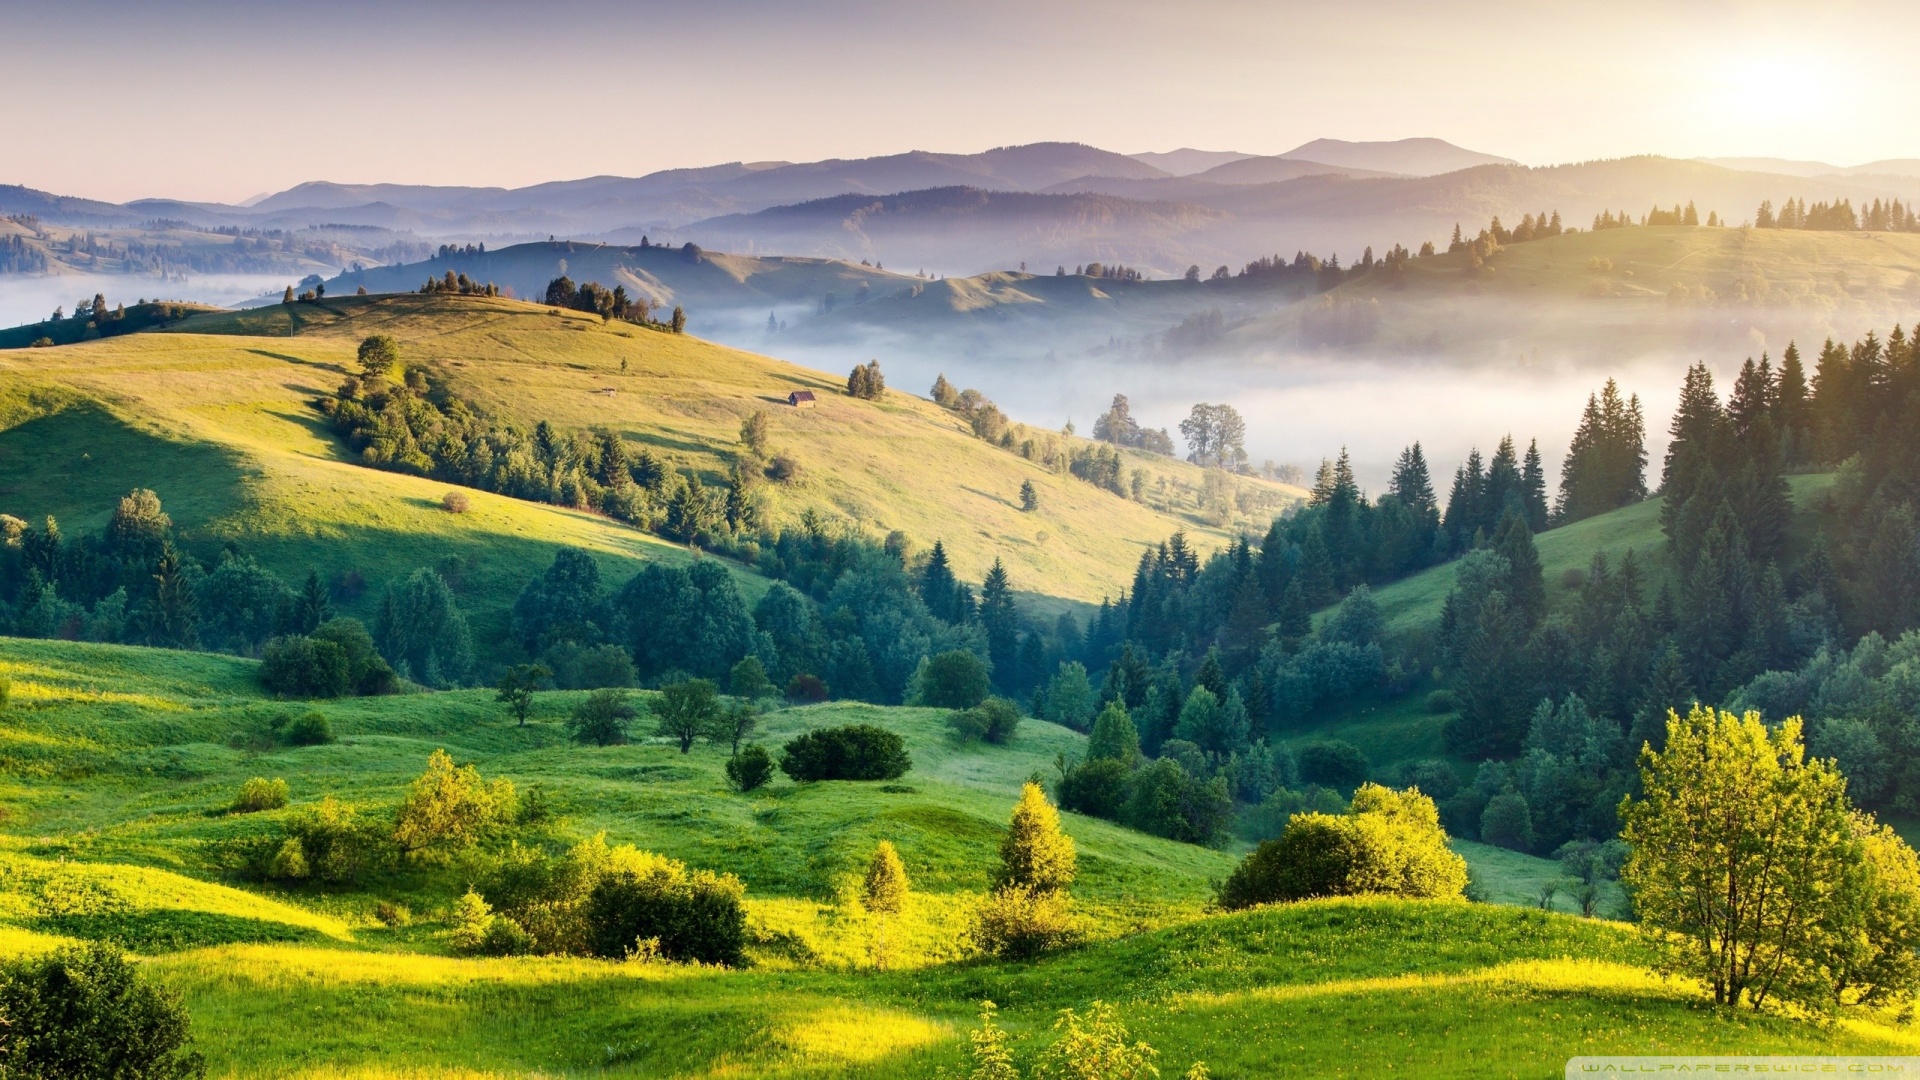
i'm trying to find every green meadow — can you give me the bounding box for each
[0,635,1911,1077]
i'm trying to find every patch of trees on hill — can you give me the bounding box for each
[0,294,204,349]
[542,275,680,331]
[322,337,743,545]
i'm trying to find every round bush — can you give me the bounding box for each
[725,745,775,792]
[290,711,333,746]
[948,696,1022,745]
[1395,758,1462,801]
[1424,689,1458,714]
[442,491,471,514]
[1297,739,1369,789]
[779,724,911,782]
[0,943,205,1079]
[231,777,289,813]
[1218,813,1358,908]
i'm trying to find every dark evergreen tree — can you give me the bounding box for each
[1521,439,1549,532]
[978,559,1019,692]
[920,541,957,622]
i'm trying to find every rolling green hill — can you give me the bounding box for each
[1233,224,1920,362]
[0,293,1302,658]
[0,634,1913,1077]
[325,240,918,322]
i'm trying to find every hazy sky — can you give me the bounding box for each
[5,0,1915,203]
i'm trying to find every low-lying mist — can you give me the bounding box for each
[707,308,1784,499]
[0,273,288,329]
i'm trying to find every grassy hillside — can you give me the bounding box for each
[0,293,1300,651]
[1,634,1916,1075]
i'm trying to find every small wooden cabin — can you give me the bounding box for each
[788,390,817,408]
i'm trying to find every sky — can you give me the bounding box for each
[3,0,1915,204]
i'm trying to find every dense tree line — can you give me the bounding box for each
[1756,197,1917,232]
[0,489,469,689]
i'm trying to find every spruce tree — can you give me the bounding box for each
[920,541,957,622]
[1019,479,1038,512]
[1484,437,1522,526]
[1390,442,1437,522]
[1661,364,1726,546]
[978,560,1019,691]
[1521,439,1548,531]
[1492,514,1547,625]
[294,570,332,634]
[1278,579,1312,640]
[1775,342,1812,464]
[1195,647,1227,700]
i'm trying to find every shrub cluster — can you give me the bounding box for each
[231,777,289,813]
[779,724,911,782]
[948,696,1021,744]
[1218,784,1467,909]
[467,835,747,966]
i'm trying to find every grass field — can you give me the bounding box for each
[0,634,1914,1076]
[0,294,1301,661]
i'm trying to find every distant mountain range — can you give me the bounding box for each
[9,139,1920,281]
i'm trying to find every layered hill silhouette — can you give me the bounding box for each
[11,142,1920,285]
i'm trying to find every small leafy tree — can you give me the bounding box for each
[0,944,206,1079]
[724,744,774,791]
[1085,701,1140,764]
[357,334,399,379]
[722,700,757,754]
[392,749,516,862]
[968,1000,1019,1080]
[1032,1001,1158,1080]
[655,679,722,753]
[495,663,549,727]
[917,649,989,709]
[863,840,909,915]
[1620,706,1865,1010]
[569,688,636,746]
[728,655,772,700]
[995,782,1076,893]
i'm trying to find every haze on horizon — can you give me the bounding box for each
[5,0,1915,204]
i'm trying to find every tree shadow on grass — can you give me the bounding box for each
[33,910,327,952]
[0,402,250,529]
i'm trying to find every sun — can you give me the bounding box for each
[1699,51,1848,139]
